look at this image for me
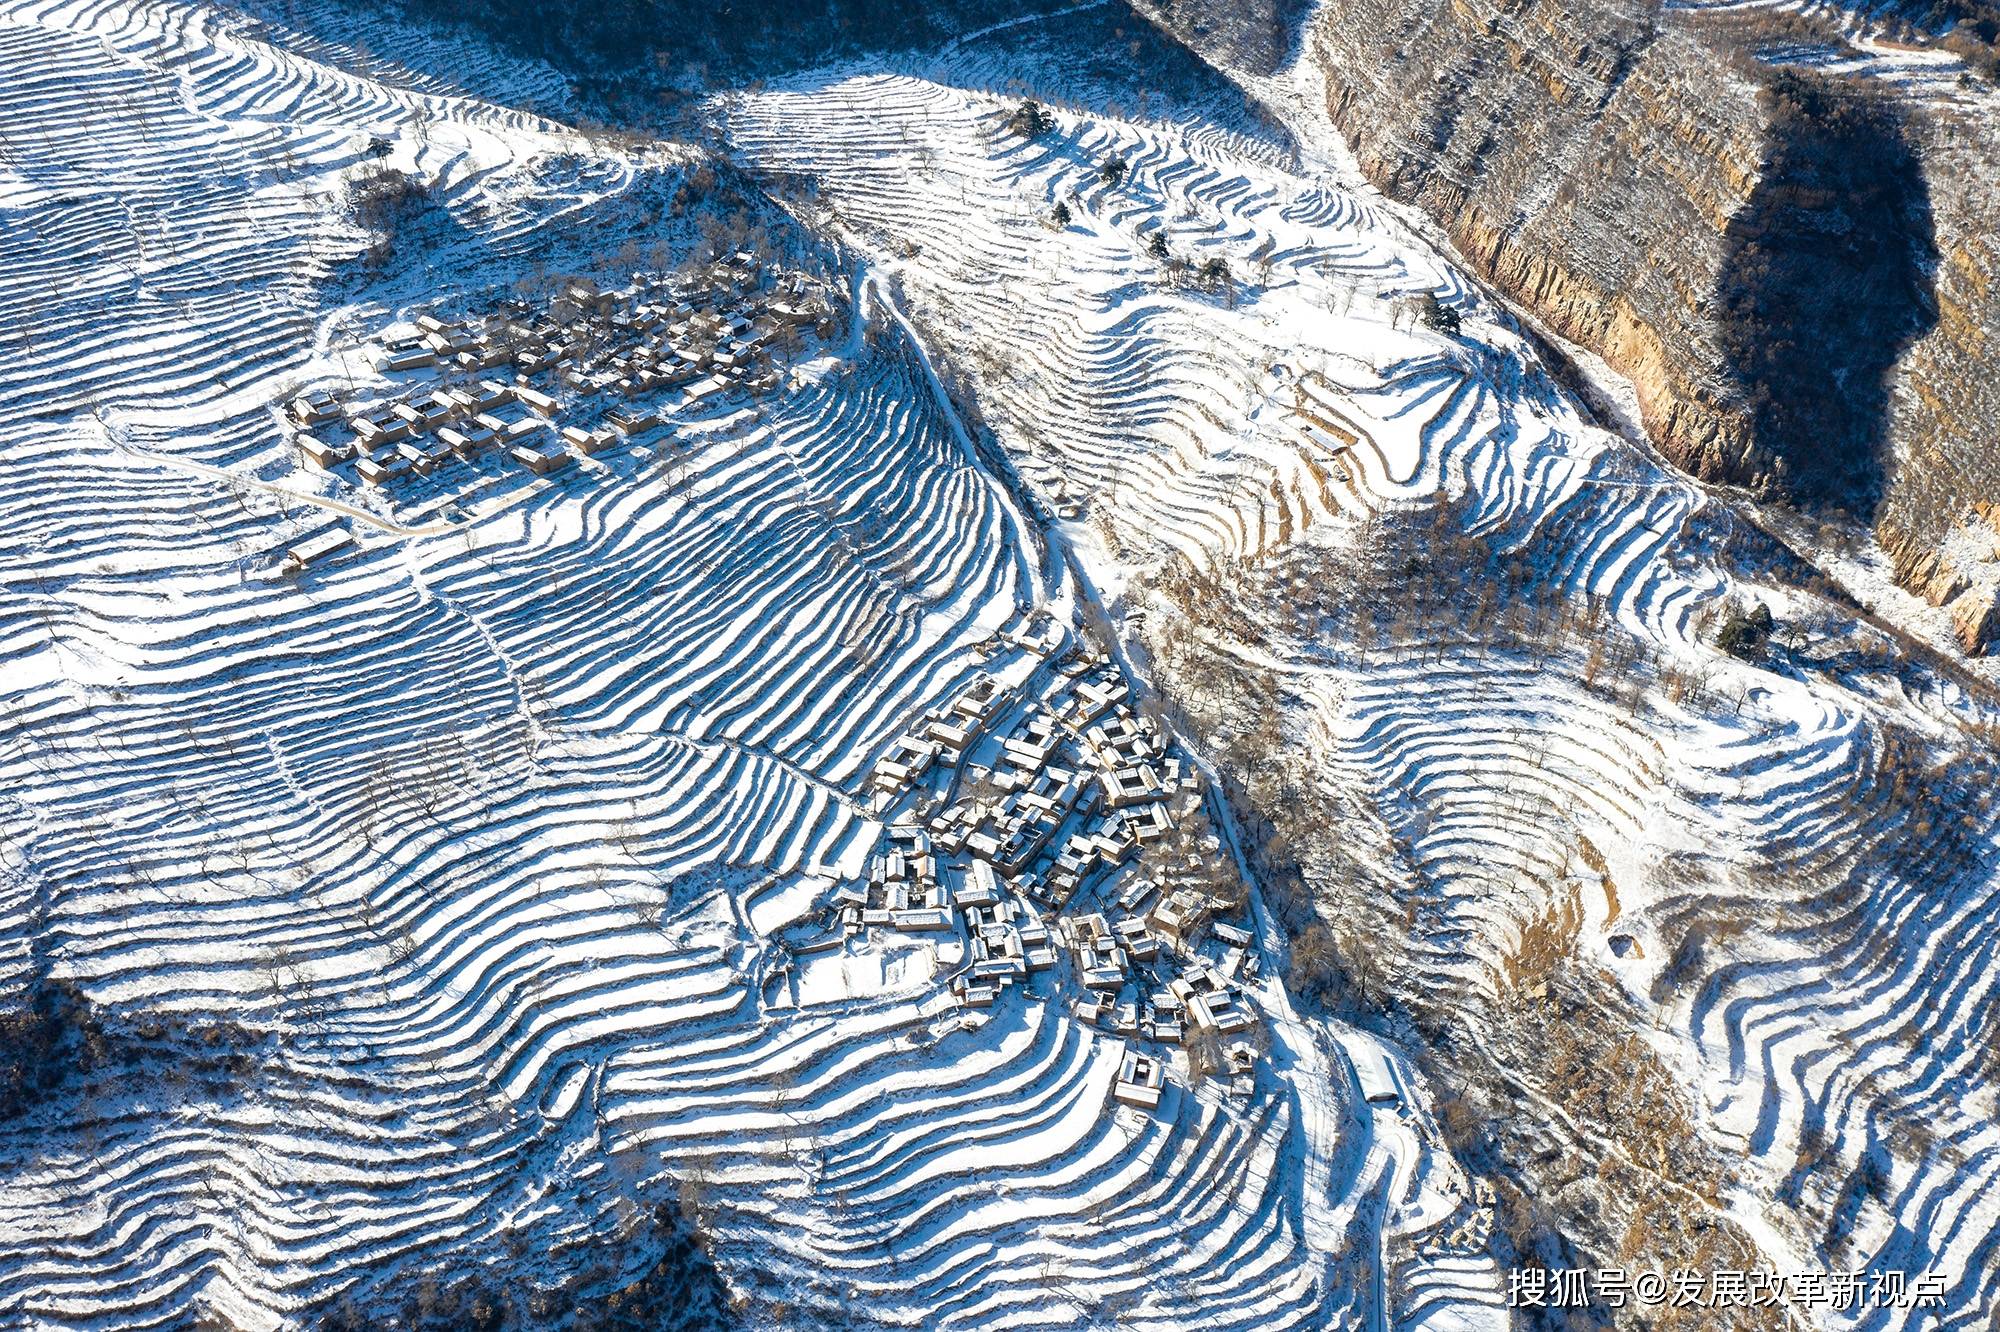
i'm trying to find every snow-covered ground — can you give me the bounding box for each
[3,0,1998,1328]
[0,1,1486,1328]
[726,15,2000,1329]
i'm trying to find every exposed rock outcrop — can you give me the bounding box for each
[1896,500,2000,653]
[1303,0,1767,482]
[1142,0,2000,651]
[1877,121,2000,653]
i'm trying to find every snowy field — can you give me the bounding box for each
[0,0,1491,1327]
[727,13,2000,1329]
[0,0,1997,1328]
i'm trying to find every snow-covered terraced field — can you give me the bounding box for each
[0,2,1496,1328]
[8,0,1998,1324]
[729,23,2000,1328]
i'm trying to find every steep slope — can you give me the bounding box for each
[726,15,2000,1326]
[0,2,1473,1329]
[1131,0,2000,657]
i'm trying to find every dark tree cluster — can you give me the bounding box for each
[349,166,431,230]
[348,165,440,269]
[316,1200,736,1332]
[0,980,104,1120]
[0,978,267,1125]
[1714,603,1776,660]
[1007,100,1055,139]
[1413,291,1460,336]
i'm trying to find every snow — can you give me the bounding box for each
[725,15,2000,1329]
[2,0,1997,1328]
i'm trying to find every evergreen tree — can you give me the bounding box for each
[1008,100,1054,139]
[1414,291,1461,337]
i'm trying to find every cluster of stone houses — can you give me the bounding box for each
[278,254,831,495]
[1412,1178,1497,1262]
[850,628,1266,1112]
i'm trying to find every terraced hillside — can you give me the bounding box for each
[726,15,2000,1327]
[1186,0,2000,659]
[0,1,1496,1329]
[7,0,2000,1328]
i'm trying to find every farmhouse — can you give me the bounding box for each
[511,440,571,475]
[1113,1048,1166,1109]
[297,436,353,469]
[281,528,352,573]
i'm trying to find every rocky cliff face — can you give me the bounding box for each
[1144,0,2000,651]
[1301,0,1770,481]
[1878,115,2000,653]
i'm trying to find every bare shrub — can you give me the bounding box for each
[348,166,434,268]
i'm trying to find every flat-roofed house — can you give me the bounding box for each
[473,379,515,410]
[607,406,659,436]
[382,347,437,373]
[511,441,571,475]
[297,436,352,469]
[351,414,408,448]
[958,861,1001,909]
[951,674,1003,725]
[1184,985,1252,1036]
[1113,1049,1165,1110]
[1149,886,1208,945]
[924,718,974,765]
[356,454,409,485]
[281,528,353,574]
[394,440,438,476]
[680,375,729,409]
[514,385,560,416]
[1100,763,1164,809]
[286,390,343,426]
[502,417,545,447]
